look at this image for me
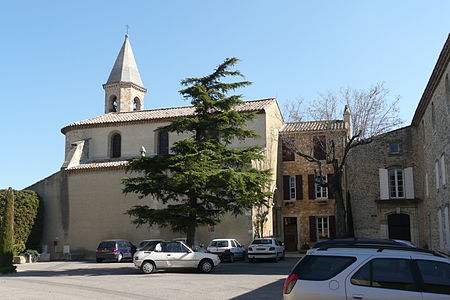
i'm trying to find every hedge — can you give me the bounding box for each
[0,189,43,254]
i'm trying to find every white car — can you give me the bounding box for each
[207,238,246,262]
[284,245,450,300]
[247,238,285,262]
[133,241,221,274]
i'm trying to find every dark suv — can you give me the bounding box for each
[96,239,136,263]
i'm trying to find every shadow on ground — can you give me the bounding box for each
[230,279,285,300]
[2,258,298,278]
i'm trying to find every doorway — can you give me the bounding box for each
[283,217,298,251]
[388,213,411,241]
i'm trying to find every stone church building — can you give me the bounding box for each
[28,35,284,258]
[27,34,449,259]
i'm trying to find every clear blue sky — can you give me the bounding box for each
[1,1,449,190]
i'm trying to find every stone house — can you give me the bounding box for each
[27,35,283,259]
[347,35,450,252]
[274,114,351,251]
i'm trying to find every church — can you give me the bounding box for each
[28,34,448,260]
[28,35,284,259]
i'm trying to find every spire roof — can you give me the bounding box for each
[106,35,144,87]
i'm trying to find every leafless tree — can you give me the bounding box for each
[282,82,404,237]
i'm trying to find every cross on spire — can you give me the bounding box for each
[125,24,130,36]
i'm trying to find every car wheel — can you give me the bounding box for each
[116,253,123,263]
[96,258,103,263]
[281,251,285,260]
[248,257,254,263]
[141,261,155,274]
[199,259,214,273]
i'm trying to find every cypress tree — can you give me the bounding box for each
[123,58,271,247]
[0,187,16,273]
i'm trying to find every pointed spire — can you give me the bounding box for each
[106,35,144,87]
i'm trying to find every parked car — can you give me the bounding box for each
[206,238,246,262]
[96,239,136,263]
[283,244,450,299]
[247,238,285,262]
[136,239,163,251]
[313,238,416,249]
[133,241,221,274]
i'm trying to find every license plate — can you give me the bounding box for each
[102,249,109,252]
[257,248,265,251]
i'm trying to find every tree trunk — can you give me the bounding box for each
[330,169,347,238]
[186,223,196,249]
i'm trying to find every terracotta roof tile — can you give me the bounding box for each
[62,98,276,133]
[281,120,345,132]
[66,160,129,171]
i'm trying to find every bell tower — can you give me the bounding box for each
[103,35,147,113]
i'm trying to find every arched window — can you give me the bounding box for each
[133,97,141,111]
[110,95,118,112]
[157,130,169,155]
[111,133,121,158]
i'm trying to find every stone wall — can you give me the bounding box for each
[346,126,421,245]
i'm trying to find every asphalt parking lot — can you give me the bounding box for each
[0,258,298,300]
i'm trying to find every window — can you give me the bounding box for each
[289,176,296,199]
[231,240,237,247]
[157,130,169,155]
[133,97,141,111]
[436,160,441,189]
[431,102,436,132]
[416,260,450,295]
[282,140,295,161]
[389,143,400,154]
[292,255,356,281]
[351,258,417,292]
[111,133,121,158]
[317,217,329,240]
[315,176,328,199]
[163,242,187,253]
[283,175,302,200]
[313,135,326,160]
[110,95,118,112]
[210,240,228,247]
[389,169,404,198]
[440,154,447,186]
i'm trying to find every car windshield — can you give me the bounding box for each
[98,241,116,248]
[251,239,272,245]
[209,241,229,247]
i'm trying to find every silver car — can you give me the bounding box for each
[284,245,450,299]
[134,241,221,274]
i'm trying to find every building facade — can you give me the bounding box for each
[28,35,283,259]
[347,35,450,252]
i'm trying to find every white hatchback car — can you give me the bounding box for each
[207,239,246,262]
[284,245,450,300]
[133,241,221,274]
[247,238,285,262]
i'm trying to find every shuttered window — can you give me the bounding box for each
[308,174,316,200]
[379,168,415,200]
[283,175,303,200]
[313,135,326,160]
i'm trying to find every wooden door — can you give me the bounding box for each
[283,217,298,251]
